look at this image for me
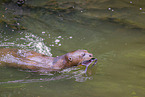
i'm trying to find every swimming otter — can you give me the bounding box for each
[0,49,97,72]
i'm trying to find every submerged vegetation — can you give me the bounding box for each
[0,0,83,31]
[0,14,26,30]
[0,0,145,31]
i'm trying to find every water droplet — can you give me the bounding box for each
[139,8,142,10]
[108,8,111,10]
[58,44,61,46]
[17,23,20,25]
[58,36,62,38]
[130,1,132,3]
[55,39,60,43]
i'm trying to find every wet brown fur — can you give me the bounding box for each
[0,48,93,71]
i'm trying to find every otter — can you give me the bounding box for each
[0,48,97,72]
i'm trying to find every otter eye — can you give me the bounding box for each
[89,55,92,57]
[82,53,85,57]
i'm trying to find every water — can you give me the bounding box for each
[0,0,145,97]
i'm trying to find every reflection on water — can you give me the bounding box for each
[0,0,145,97]
[0,67,92,84]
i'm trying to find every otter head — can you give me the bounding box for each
[65,50,95,67]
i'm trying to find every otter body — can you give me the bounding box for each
[0,49,94,72]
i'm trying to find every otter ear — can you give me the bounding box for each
[66,53,73,62]
[68,57,73,62]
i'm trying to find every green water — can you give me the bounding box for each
[0,0,145,97]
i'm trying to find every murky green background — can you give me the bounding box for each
[0,0,145,97]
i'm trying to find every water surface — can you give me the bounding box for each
[0,0,145,97]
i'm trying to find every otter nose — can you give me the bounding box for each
[89,54,93,57]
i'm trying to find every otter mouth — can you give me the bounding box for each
[82,58,97,73]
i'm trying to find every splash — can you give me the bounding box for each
[20,33,52,56]
[0,32,52,56]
